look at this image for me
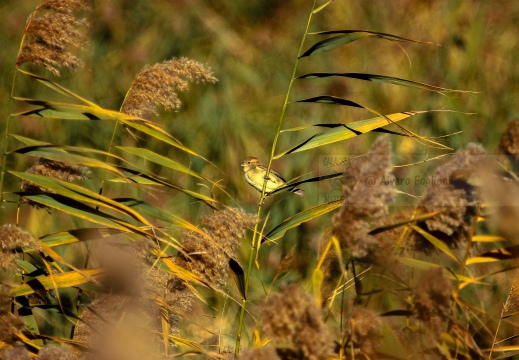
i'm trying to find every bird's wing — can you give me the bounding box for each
[269,168,288,183]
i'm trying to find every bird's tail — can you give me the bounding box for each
[290,187,304,196]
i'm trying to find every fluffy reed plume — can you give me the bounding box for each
[16,0,91,76]
[0,224,37,269]
[499,118,519,173]
[413,268,453,341]
[171,208,256,288]
[348,307,383,354]
[412,144,487,253]
[38,345,75,360]
[20,158,90,210]
[121,57,218,119]
[0,292,26,358]
[0,347,31,360]
[260,284,332,360]
[166,208,256,333]
[73,239,167,360]
[332,136,395,262]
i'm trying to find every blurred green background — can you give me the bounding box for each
[1,0,518,245]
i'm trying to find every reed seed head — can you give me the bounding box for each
[121,57,218,119]
[38,345,75,360]
[0,225,37,269]
[0,292,25,346]
[21,158,90,210]
[261,284,332,360]
[413,268,453,341]
[332,136,395,261]
[0,347,31,360]
[173,208,256,288]
[16,0,91,76]
[348,307,383,354]
[413,144,486,253]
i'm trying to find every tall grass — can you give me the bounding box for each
[1,1,519,359]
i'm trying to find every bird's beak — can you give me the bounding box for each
[240,163,245,167]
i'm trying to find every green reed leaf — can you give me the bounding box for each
[263,200,343,242]
[11,171,150,225]
[411,225,461,263]
[116,198,210,237]
[18,193,143,234]
[9,268,107,297]
[229,258,246,300]
[466,245,519,265]
[110,166,218,209]
[300,30,435,58]
[275,111,426,158]
[38,228,124,248]
[13,145,126,178]
[297,73,475,94]
[117,147,205,180]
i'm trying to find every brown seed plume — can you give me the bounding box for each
[166,208,256,333]
[20,158,90,210]
[413,268,453,341]
[332,136,395,261]
[412,144,486,253]
[261,284,332,360]
[0,224,37,269]
[348,307,383,354]
[121,57,218,119]
[16,0,91,76]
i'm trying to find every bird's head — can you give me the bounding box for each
[241,157,259,171]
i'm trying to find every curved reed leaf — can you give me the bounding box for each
[275,111,426,157]
[38,228,124,248]
[368,211,439,235]
[13,145,126,178]
[466,245,519,265]
[297,73,475,95]
[18,193,147,234]
[117,146,205,180]
[11,171,151,225]
[300,30,435,58]
[269,171,343,194]
[12,98,213,163]
[262,200,343,243]
[292,97,451,150]
[410,225,460,263]
[111,166,218,209]
[312,0,333,14]
[9,268,107,297]
[229,258,246,300]
[13,97,127,121]
[17,69,100,107]
[378,322,409,359]
[115,198,210,237]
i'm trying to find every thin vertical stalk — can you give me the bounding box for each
[1,9,40,205]
[234,0,317,354]
[0,70,18,205]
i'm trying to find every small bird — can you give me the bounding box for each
[240,157,303,196]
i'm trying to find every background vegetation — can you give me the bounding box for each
[1,0,519,359]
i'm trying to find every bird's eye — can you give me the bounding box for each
[247,161,251,164]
